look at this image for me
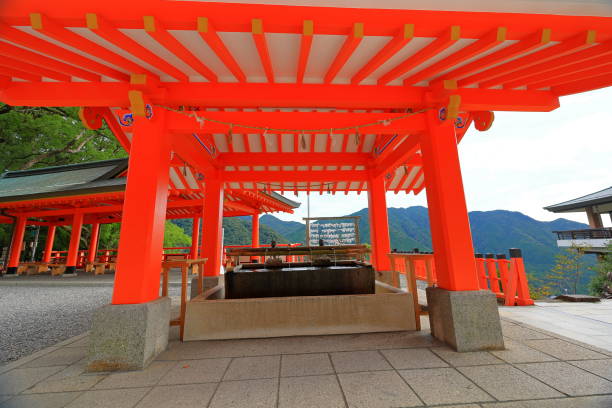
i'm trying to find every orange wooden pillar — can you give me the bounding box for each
[251,214,260,262]
[201,178,224,277]
[6,215,27,274]
[42,225,56,263]
[87,223,100,264]
[191,217,200,259]
[112,107,170,304]
[66,212,84,274]
[367,175,391,271]
[420,109,479,291]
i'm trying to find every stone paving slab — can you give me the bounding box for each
[338,370,422,407]
[399,367,493,405]
[569,358,612,381]
[279,374,345,408]
[457,364,564,401]
[3,316,612,407]
[516,361,612,396]
[134,383,216,408]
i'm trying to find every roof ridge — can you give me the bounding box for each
[2,157,128,178]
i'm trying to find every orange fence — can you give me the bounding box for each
[388,248,534,306]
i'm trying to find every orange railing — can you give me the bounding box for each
[388,248,534,306]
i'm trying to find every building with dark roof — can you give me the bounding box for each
[544,186,612,253]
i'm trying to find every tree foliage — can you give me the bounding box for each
[590,243,612,297]
[545,245,588,295]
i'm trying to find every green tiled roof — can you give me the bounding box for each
[0,159,128,203]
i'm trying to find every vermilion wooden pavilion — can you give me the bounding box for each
[1,0,611,363]
[0,158,298,274]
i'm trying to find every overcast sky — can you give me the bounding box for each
[273,87,612,227]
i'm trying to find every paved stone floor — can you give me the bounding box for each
[500,299,612,352]
[2,315,612,408]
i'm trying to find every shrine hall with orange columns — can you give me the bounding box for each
[1,0,610,371]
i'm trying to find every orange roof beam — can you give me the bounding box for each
[522,54,612,89]
[29,13,154,81]
[378,25,460,86]
[296,20,313,84]
[553,73,612,96]
[0,54,70,82]
[351,23,414,85]
[0,20,128,81]
[505,40,612,89]
[85,13,188,82]
[434,28,551,86]
[0,41,100,82]
[325,22,364,84]
[0,65,40,82]
[143,16,217,82]
[197,17,245,82]
[403,27,507,86]
[251,18,274,83]
[534,63,612,90]
[468,30,596,88]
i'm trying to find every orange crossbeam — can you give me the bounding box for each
[403,27,506,86]
[252,19,274,83]
[143,16,217,82]
[225,170,368,183]
[218,152,370,167]
[0,41,100,82]
[325,22,364,84]
[351,24,413,85]
[0,21,128,81]
[197,17,245,82]
[102,108,130,152]
[296,20,313,84]
[469,30,596,88]
[378,25,460,86]
[86,13,188,82]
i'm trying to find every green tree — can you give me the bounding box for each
[546,245,587,295]
[0,104,126,250]
[590,243,612,297]
[163,221,191,248]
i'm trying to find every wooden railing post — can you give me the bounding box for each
[485,253,501,294]
[510,248,534,306]
[475,254,487,289]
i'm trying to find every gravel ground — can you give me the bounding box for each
[0,282,182,365]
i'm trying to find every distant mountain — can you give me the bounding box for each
[257,206,594,285]
[173,206,595,289]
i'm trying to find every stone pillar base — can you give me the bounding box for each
[87,297,170,372]
[190,275,221,299]
[426,287,504,352]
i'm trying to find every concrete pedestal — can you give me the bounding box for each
[87,297,170,372]
[426,287,504,352]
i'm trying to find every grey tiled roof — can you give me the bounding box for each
[544,186,612,213]
[0,159,128,203]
